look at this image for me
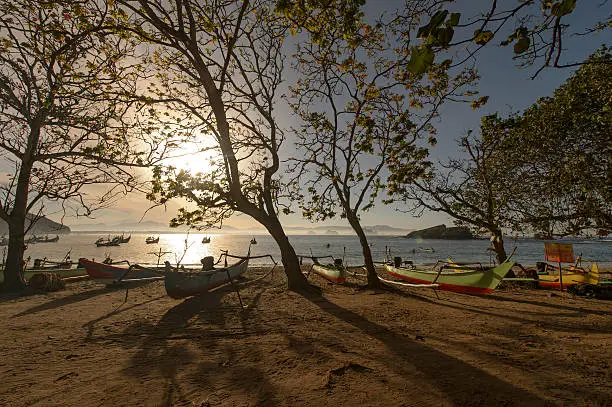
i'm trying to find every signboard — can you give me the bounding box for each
[544,243,574,263]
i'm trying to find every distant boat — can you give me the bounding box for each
[119,234,131,243]
[202,236,211,244]
[96,237,120,247]
[250,237,257,245]
[145,236,160,244]
[36,235,59,243]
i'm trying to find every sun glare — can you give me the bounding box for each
[164,138,219,175]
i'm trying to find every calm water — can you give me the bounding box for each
[10,232,612,267]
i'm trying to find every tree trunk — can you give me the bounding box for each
[491,231,507,264]
[2,220,27,292]
[264,216,312,292]
[346,211,380,288]
[1,156,34,292]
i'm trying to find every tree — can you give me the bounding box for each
[500,47,612,237]
[118,0,316,291]
[0,0,170,291]
[405,1,610,78]
[397,116,525,264]
[289,8,478,286]
[400,48,612,262]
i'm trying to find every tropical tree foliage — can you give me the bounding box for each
[401,48,611,263]
[289,4,478,286]
[0,0,170,291]
[404,0,610,78]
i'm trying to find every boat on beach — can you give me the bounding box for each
[79,258,165,284]
[310,257,347,284]
[533,261,600,290]
[384,257,515,294]
[0,255,86,283]
[164,253,250,299]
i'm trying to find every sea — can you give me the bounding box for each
[11,232,612,268]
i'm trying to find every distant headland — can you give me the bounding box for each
[403,224,473,240]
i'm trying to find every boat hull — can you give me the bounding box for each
[312,264,346,284]
[79,258,163,283]
[385,261,515,294]
[0,267,86,283]
[164,257,249,299]
[537,264,600,290]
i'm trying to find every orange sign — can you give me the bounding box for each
[544,243,574,263]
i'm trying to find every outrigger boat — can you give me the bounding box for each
[384,256,515,294]
[309,257,347,284]
[79,258,165,284]
[533,260,600,290]
[164,251,251,299]
[0,253,86,283]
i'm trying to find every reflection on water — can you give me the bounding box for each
[11,232,612,267]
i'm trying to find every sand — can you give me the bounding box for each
[1,267,611,407]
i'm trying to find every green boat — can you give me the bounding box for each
[384,258,515,294]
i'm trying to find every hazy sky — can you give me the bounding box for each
[57,1,611,231]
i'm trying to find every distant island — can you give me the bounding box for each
[404,224,473,240]
[0,215,70,235]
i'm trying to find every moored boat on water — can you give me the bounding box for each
[164,253,250,299]
[384,257,515,294]
[202,236,211,244]
[145,236,160,244]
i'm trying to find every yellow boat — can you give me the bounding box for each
[536,262,600,290]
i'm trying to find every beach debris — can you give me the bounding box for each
[28,273,65,292]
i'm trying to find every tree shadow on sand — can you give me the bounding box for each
[11,287,113,318]
[122,285,279,406]
[384,286,612,334]
[300,291,553,407]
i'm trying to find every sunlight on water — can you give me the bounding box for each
[15,232,612,267]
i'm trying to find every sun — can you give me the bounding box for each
[164,138,219,175]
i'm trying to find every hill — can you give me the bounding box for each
[0,215,70,235]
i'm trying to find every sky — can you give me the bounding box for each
[37,1,612,231]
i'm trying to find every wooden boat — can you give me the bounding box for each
[311,257,346,284]
[536,263,600,290]
[164,254,250,299]
[79,258,164,284]
[96,238,120,247]
[0,262,86,283]
[202,236,211,244]
[119,234,131,243]
[145,236,160,244]
[250,237,257,245]
[384,258,515,294]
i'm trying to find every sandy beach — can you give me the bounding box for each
[1,267,610,407]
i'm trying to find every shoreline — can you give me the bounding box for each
[1,267,611,406]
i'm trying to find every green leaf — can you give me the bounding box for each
[551,0,576,17]
[406,46,434,75]
[514,37,530,54]
[474,30,494,45]
[447,13,460,27]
